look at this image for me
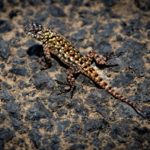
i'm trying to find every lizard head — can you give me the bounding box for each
[25,23,44,41]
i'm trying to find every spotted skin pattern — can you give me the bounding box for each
[25,23,144,118]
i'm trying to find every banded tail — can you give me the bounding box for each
[83,66,144,118]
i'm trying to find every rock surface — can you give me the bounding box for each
[0,0,150,149]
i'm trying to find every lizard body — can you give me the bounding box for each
[25,23,144,118]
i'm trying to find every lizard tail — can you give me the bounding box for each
[85,67,144,118]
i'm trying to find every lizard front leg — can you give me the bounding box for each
[66,67,80,97]
[38,55,51,70]
[41,47,52,69]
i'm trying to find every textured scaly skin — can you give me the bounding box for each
[25,23,144,118]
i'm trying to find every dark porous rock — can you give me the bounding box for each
[86,89,110,118]
[0,0,4,12]
[12,57,25,65]
[121,19,143,37]
[57,120,70,133]
[112,72,134,87]
[84,119,108,132]
[86,89,109,106]
[9,66,27,76]
[133,126,150,144]
[103,142,115,150]
[64,133,82,143]
[127,140,142,150]
[135,0,150,11]
[55,72,67,85]
[65,124,81,136]
[0,63,5,69]
[11,117,22,131]
[116,34,124,41]
[99,23,116,38]
[49,135,60,150]
[147,31,150,39]
[0,128,15,142]
[0,81,12,89]
[0,112,6,123]
[121,22,131,36]
[0,20,12,33]
[29,129,41,148]
[41,121,53,131]
[82,17,93,26]
[0,140,4,150]
[102,0,118,7]
[48,18,65,28]
[146,21,150,29]
[40,138,50,149]
[49,142,60,150]
[5,102,20,116]
[46,78,56,90]
[110,120,138,143]
[134,126,150,136]
[34,11,49,23]
[57,108,67,117]
[116,40,145,77]
[129,19,143,31]
[48,95,67,110]
[31,121,41,129]
[137,79,150,97]
[32,71,54,90]
[128,60,144,77]
[60,0,71,5]
[7,0,19,5]
[26,101,52,121]
[92,138,101,148]
[29,61,42,73]
[71,29,86,41]
[72,0,84,6]
[0,40,10,59]
[48,5,65,17]
[15,139,26,148]
[142,106,150,119]
[23,0,45,6]
[69,144,87,150]
[17,49,27,58]
[18,80,29,89]
[0,90,15,101]
[67,100,78,109]
[48,18,67,33]
[91,21,101,34]
[95,41,112,54]
[72,102,88,116]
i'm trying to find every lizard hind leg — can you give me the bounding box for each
[86,51,118,67]
[86,51,107,65]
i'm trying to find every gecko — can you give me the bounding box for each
[25,23,144,118]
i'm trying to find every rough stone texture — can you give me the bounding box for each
[0,20,12,33]
[0,40,10,59]
[0,90,15,102]
[0,0,150,150]
[9,66,27,76]
[0,128,15,141]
